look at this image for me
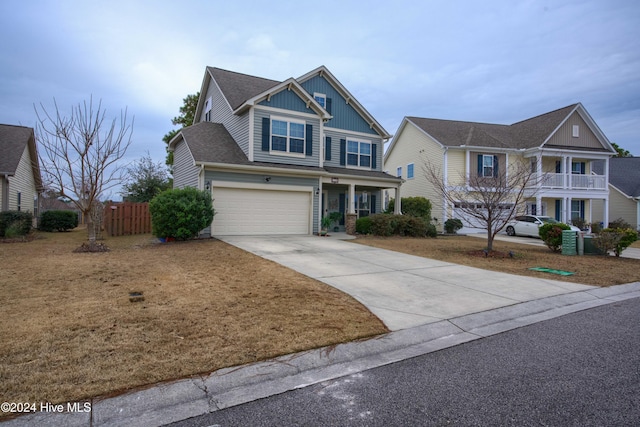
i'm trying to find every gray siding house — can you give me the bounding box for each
[593,157,640,230]
[169,66,401,236]
[0,124,44,222]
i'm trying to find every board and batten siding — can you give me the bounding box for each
[253,108,321,167]
[6,145,37,212]
[546,112,605,150]
[205,170,320,234]
[172,139,199,189]
[203,78,251,157]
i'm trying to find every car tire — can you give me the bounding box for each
[506,226,515,236]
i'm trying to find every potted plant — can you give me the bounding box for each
[320,216,332,236]
[329,212,343,232]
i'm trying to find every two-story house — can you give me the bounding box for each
[384,103,616,231]
[0,124,44,224]
[169,66,402,236]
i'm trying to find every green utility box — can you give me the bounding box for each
[583,235,603,255]
[561,230,577,255]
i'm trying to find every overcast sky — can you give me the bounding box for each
[1,0,638,197]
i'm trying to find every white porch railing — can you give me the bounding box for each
[529,173,607,190]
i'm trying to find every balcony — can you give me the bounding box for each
[529,173,607,190]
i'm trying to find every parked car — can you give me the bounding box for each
[505,215,580,238]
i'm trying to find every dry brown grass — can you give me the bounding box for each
[0,229,387,412]
[354,235,640,287]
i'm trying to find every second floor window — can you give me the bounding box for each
[347,140,371,168]
[314,93,326,109]
[272,119,305,154]
[407,163,414,179]
[477,154,498,178]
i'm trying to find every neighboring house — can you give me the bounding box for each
[384,103,616,231]
[0,124,44,223]
[169,66,402,236]
[593,157,640,230]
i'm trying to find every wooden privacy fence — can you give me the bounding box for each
[103,202,152,237]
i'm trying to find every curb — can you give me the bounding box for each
[4,282,640,427]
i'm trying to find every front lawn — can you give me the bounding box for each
[354,235,640,287]
[0,229,387,415]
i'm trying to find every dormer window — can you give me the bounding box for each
[313,93,326,109]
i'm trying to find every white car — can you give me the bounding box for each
[505,215,580,238]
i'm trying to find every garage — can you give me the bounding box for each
[211,186,312,235]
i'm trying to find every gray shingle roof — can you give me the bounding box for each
[608,157,640,197]
[408,104,580,149]
[178,122,400,181]
[0,124,34,174]
[208,67,280,111]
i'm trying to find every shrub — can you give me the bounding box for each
[386,197,432,220]
[571,217,588,230]
[538,223,571,252]
[0,211,32,237]
[39,210,78,232]
[368,214,434,237]
[426,222,438,238]
[355,216,372,234]
[589,222,603,234]
[149,188,215,240]
[608,217,632,230]
[444,218,463,234]
[595,227,638,257]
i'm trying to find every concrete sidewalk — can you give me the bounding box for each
[7,283,640,427]
[218,235,594,331]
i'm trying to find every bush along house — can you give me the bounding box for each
[169,66,402,236]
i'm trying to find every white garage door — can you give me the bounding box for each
[212,187,312,235]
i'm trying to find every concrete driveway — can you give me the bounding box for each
[218,235,594,331]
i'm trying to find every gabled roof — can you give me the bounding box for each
[194,65,388,138]
[0,124,44,190]
[170,122,400,181]
[387,103,615,158]
[607,157,640,198]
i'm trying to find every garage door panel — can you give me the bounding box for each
[212,187,311,235]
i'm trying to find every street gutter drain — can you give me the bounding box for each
[129,291,145,302]
[528,267,575,276]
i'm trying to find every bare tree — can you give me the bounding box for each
[35,98,133,245]
[424,157,543,251]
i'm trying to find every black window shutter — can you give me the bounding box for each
[325,136,332,161]
[338,194,345,224]
[580,162,586,174]
[340,139,346,166]
[262,117,270,151]
[372,143,377,169]
[371,194,376,214]
[306,124,313,156]
[477,154,483,176]
[493,155,499,177]
[555,160,562,173]
[326,98,332,114]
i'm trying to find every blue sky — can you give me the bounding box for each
[1,0,638,197]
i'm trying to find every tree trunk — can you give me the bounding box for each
[86,212,96,243]
[486,227,494,251]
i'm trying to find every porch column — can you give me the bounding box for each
[346,183,357,235]
[566,197,572,224]
[348,183,356,214]
[536,195,542,215]
[603,197,609,229]
[394,184,402,214]
[567,156,573,189]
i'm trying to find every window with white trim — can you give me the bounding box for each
[271,117,305,154]
[204,97,212,122]
[313,92,326,109]
[481,155,494,177]
[396,166,402,177]
[346,139,371,168]
[407,163,414,179]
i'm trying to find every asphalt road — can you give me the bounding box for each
[168,297,640,427]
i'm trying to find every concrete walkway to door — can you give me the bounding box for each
[218,235,595,331]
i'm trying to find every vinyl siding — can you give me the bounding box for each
[172,139,199,189]
[6,145,37,213]
[205,170,320,233]
[607,186,638,229]
[258,89,311,113]
[446,150,465,186]
[253,108,320,167]
[385,121,444,224]
[202,78,250,156]
[546,112,605,150]
[324,128,383,171]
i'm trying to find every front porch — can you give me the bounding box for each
[525,196,608,229]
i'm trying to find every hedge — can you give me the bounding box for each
[39,210,79,232]
[149,188,215,240]
[0,211,32,237]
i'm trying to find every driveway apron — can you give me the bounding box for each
[218,235,595,331]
